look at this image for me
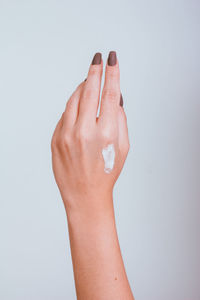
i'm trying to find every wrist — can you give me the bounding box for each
[63,191,115,226]
[61,188,113,210]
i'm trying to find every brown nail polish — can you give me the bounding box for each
[91,52,102,65]
[108,51,117,66]
[120,93,123,107]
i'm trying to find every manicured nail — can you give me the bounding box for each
[108,51,117,66]
[91,52,102,65]
[120,93,123,107]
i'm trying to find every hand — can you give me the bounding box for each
[51,52,134,300]
[51,51,129,211]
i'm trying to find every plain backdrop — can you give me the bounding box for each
[0,0,199,299]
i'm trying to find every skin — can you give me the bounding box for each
[51,51,134,300]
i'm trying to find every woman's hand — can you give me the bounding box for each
[51,51,129,211]
[51,51,134,300]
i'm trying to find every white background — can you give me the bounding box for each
[0,0,199,299]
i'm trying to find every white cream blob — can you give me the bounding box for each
[102,144,115,174]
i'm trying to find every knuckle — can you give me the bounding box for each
[108,68,119,79]
[103,89,119,102]
[82,88,94,100]
[51,135,61,152]
[74,129,81,142]
[51,136,57,151]
[66,98,74,111]
[63,133,71,147]
[74,127,91,144]
[89,67,99,76]
[100,127,114,142]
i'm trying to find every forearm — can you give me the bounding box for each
[65,193,134,300]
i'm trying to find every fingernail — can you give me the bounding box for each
[108,51,117,66]
[91,52,102,65]
[84,78,87,81]
[120,93,123,107]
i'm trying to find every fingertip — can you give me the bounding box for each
[91,52,102,65]
[105,52,120,81]
[107,51,117,66]
[87,53,103,78]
